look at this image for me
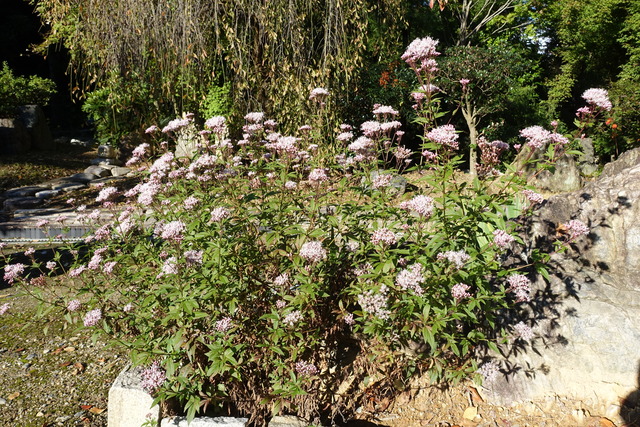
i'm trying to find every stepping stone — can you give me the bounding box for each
[60,183,87,192]
[91,157,124,166]
[50,181,86,191]
[110,167,132,177]
[3,197,44,211]
[84,165,111,178]
[68,172,98,183]
[35,189,62,199]
[88,176,128,187]
[3,186,49,198]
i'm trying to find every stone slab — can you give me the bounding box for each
[84,165,112,178]
[55,183,87,192]
[110,166,132,177]
[3,197,44,211]
[35,189,62,199]
[68,172,98,183]
[4,186,50,198]
[108,366,160,427]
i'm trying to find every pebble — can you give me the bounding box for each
[0,397,6,405]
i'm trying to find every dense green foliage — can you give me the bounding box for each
[0,62,56,117]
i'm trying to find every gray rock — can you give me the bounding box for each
[59,183,87,192]
[110,166,132,177]
[84,165,111,178]
[0,117,30,154]
[16,105,53,150]
[67,172,98,183]
[70,138,93,147]
[3,197,44,211]
[367,171,407,197]
[53,136,71,145]
[576,137,598,176]
[97,144,118,158]
[161,416,248,427]
[4,186,50,198]
[35,189,61,199]
[515,146,582,193]
[0,397,6,405]
[91,157,124,166]
[483,147,640,412]
[88,176,128,187]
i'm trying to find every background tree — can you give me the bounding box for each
[437,44,541,173]
[32,0,406,144]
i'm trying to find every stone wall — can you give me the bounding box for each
[483,148,640,421]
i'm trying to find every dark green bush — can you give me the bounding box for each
[0,62,56,117]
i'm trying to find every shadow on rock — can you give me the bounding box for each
[621,362,640,427]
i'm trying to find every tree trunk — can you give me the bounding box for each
[461,98,479,176]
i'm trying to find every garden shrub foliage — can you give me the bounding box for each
[3,38,602,425]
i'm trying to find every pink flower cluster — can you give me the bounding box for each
[96,186,119,203]
[300,241,327,263]
[357,285,390,319]
[83,308,102,327]
[294,360,318,376]
[210,207,230,222]
[244,112,264,123]
[400,195,434,218]
[283,310,303,327]
[370,228,398,246]
[451,283,472,301]
[437,250,470,269]
[523,189,544,204]
[514,321,534,341]
[3,263,25,284]
[395,263,425,295]
[0,303,9,315]
[140,361,166,393]
[309,87,329,102]
[204,116,227,135]
[426,124,459,149]
[478,360,500,384]
[519,127,568,149]
[308,168,328,183]
[507,274,532,303]
[563,219,589,240]
[582,88,612,111]
[157,220,186,242]
[215,316,233,332]
[372,105,399,118]
[67,299,81,312]
[162,117,190,133]
[492,229,515,249]
[401,37,440,72]
[372,173,393,189]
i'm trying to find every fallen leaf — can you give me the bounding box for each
[468,386,484,404]
[14,348,25,352]
[89,407,105,414]
[63,346,75,352]
[598,417,616,427]
[7,392,20,400]
[59,361,72,367]
[463,406,478,420]
[80,404,92,410]
[0,294,10,298]
[73,362,86,373]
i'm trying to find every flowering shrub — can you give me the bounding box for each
[1,37,602,425]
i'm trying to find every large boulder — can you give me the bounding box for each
[16,105,53,150]
[0,117,31,154]
[483,148,640,421]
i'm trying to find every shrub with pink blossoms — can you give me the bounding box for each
[5,35,607,425]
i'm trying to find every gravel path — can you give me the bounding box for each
[0,288,127,426]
